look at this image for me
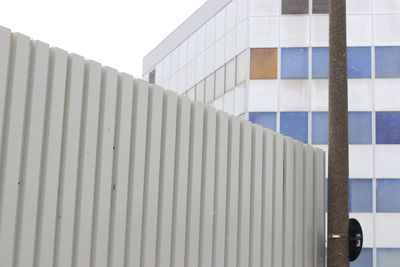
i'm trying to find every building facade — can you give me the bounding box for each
[143,0,400,266]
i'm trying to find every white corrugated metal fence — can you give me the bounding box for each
[0,26,325,267]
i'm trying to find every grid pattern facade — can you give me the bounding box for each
[143,0,400,266]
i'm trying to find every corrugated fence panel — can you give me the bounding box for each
[156,90,178,267]
[109,74,134,267]
[0,33,31,267]
[171,96,191,267]
[73,60,102,267]
[17,41,50,267]
[0,26,325,267]
[212,111,229,267]
[55,53,85,267]
[225,116,241,267]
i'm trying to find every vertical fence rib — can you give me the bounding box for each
[212,112,229,267]
[125,80,149,267]
[15,41,50,267]
[72,61,102,267]
[171,97,191,267]
[156,90,178,267]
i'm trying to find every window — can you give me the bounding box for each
[236,51,247,84]
[349,179,372,212]
[249,112,277,131]
[377,179,400,212]
[375,46,400,78]
[351,248,372,267]
[149,69,156,84]
[377,248,400,267]
[250,48,278,79]
[282,0,308,14]
[205,73,215,104]
[225,59,236,91]
[313,0,328,14]
[325,179,373,213]
[312,48,329,79]
[215,66,225,98]
[196,80,205,103]
[376,112,400,144]
[187,87,195,101]
[280,112,308,143]
[312,112,372,144]
[281,48,309,79]
[312,112,328,144]
[347,47,371,78]
[348,112,372,144]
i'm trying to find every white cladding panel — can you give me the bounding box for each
[0,26,325,267]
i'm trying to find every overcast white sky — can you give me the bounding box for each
[0,0,207,77]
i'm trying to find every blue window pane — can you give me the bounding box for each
[377,248,400,267]
[376,112,400,144]
[376,46,400,78]
[281,48,309,79]
[312,112,371,144]
[312,47,329,78]
[349,179,372,212]
[348,112,372,144]
[347,47,371,78]
[312,112,328,144]
[351,248,372,267]
[377,179,400,212]
[249,112,277,131]
[280,112,308,143]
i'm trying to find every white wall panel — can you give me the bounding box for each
[215,37,225,69]
[236,19,248,53]
[376,214,400,248]
[349,145,374,178]
[374,79,400,111]
[280,16,310,47]
[311,80,329,111]
[0,26,326,267]
[375,145,400,178]
[250,17,279,48]
[374,15,400,45]
[226,0,237,32]
[311,15,329,47]
[375,0,400,14]
[205,17,216,49]
[248,80,278,111]
[348,79,373,111]
[346,0,372,14]
[279,80,309,111]
[225,28,236,62]
[250,0,279,16]
[347,15,372,46]
[216,8,226,40]
[196,25,206,56]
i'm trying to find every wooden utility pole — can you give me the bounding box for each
[328,0,349,265]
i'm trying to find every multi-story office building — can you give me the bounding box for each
[142,0,400,266]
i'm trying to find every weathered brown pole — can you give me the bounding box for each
[328,0,349,265]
